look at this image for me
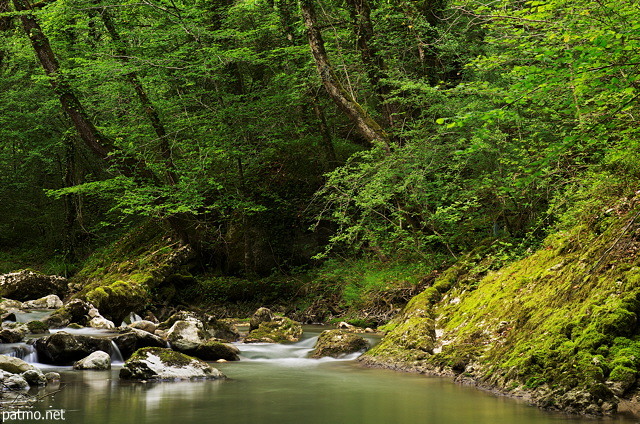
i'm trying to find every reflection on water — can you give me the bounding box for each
[19,327,637,424]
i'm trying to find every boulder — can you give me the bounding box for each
[192,341,240,362]
[158,311,239,342]
[310,329,370,359]
[73,351,111,370]
[111,327,168,359]
[88,307,115,329]
[245,312,303,343]
[44,372,60,382]
[129,320,157,334]
[166,320,208,352]
[43,299,93,329]
[157,311,203,330]
[23,295,64,310]
[83,281,149,324]
[208,318,240,342]
[3,373,29,391]
[0,270,67,301]
[119,347,226,380]
[0,355,37,374]
[0,328,25,343]
[249,307,275,332]
[21,369,47,386]
[33,331,112,365]
[26,320,49,334]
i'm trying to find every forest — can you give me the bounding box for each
[2,0,640,418]
[1,0,637,277]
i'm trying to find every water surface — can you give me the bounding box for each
[16,328,637,424]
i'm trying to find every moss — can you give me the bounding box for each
[246,317,303,343]
[70,221,194,320]
[129,347,194,368]
[609,365,636,382]
[26,320,49,334]
[362,203,640,413]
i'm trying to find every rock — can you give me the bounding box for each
[245,312,303,343]
[26,320,49,334]
[3,373,29,391]
[119,347,226,380]
[0,270,67,301]
[607,366,637,396]
[73,351,111,370]
[21,369,47,386]
[23,295,64,310]
[249,307,275,332]
[0,355,37,374]
[207,318,240,342]
[0,299,24,310]
[44,372,60,382]
[88,314,115,330]
[157,311,201,330]
[166,320,208,352]
[83,281,149,324]
[33,331,112,365]
[43,299,93,328]
[192,341,240,362]
[0,327,25,343]
[337,321,355,330]
[111,327,168,359]
[310,329,370,359]
[129,320,157,334]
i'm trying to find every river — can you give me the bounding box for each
[10,327,637,423]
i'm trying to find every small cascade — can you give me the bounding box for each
[120,312,143,327]
[237,335,362,366]
[0,343,38,363]
[110,341,124,364]
[12,310,55,323]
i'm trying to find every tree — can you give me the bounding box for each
[300,0,390,150]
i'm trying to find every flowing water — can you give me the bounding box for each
[11,327,638,424]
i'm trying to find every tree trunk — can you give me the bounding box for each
[312,97,337,169]
[345,0,398,130]
[300,0,390,151]
[99,7,178,185]
[9,0,211,250]
[11,0,125,168]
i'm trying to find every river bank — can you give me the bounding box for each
[12,327,629,424]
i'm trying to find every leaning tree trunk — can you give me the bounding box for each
[11,0,208,250]
[300,0,390,151]
[345,0,398,130]
[12,0,117,163]
[99,7,178,185]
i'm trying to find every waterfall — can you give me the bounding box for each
[0,343,38,363]
[110,341,124,364]
[120,312,143,327]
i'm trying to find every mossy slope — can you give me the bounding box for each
[362,197,640,416]
[70,221,195,322]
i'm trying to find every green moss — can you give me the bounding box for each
[26,320,49,334]
[129,347,195,367]
[610,365,636,382]
[246,317,303,343]
[362,203,640,412]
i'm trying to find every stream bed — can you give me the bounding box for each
[13,327,638,423]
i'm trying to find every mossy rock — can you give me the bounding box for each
[359,207,640,414]
[83,280,149,324]
[193,341,240,361]
[26,320,49,334]
[43,299,92,328]
[310,330,369,359]
[119,347,226,380]
[245,316,303,343]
